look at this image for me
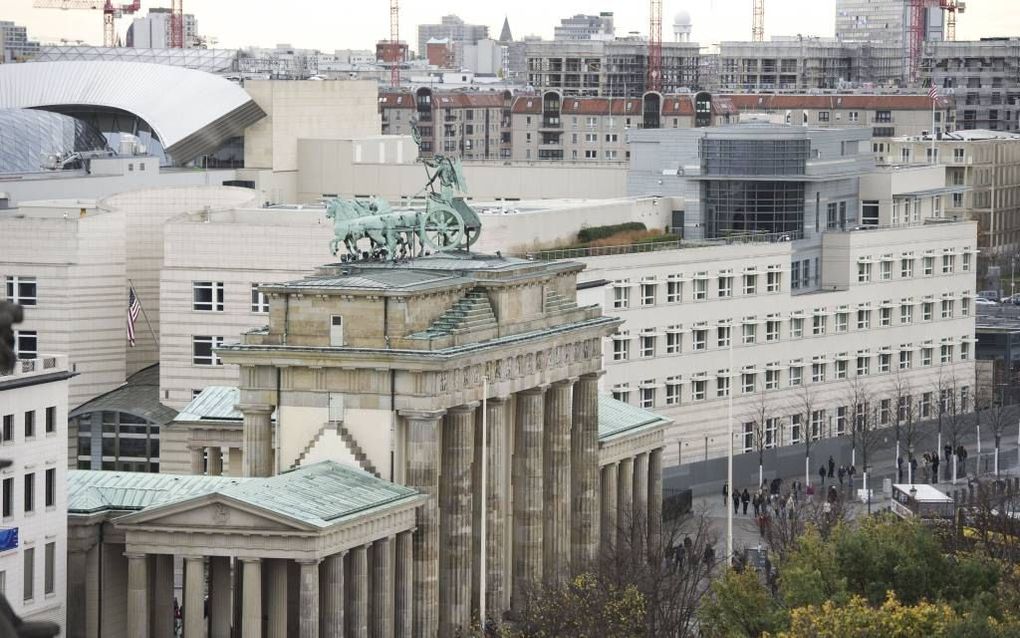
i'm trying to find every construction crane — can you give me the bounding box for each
[752,0,765,42]
[390,0,400,87]
[944,0,965,42]
[32,0,140,48]
[647,0,662,93]
[907,0,966,83]
[169,0,183,48]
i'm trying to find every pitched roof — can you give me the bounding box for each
[722,94,938,111]
[68,470,240,514]
[173,386,278,423]
[598,395,671,441]
[69,363,178,425]
[499,16,513,43]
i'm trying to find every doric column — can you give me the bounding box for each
[373,537,394,637]
[266,559,288,638]
[228,448,243,477]
[617,457,634,555]
[207,446,223,476]
[207,556,232,638]
[440,403,477,635]
[240,559,262,638]
[66,545,91,638]
[632,452,649,561]
[320,552,344,638]
[648,448,663,561]
[483,397,510,620]
[232,559,243,638]
[401,409,444,638]
[349,544,370,638]
[600,463,618,555]
[297,559,320,638]
[571,373,601,569]
[189,447,205,475]
[543,379,573,587]
[240,404,274,477]
[184,555,206,638]
[395,531,413,638]
[512,387,545,614]
[126,553,149,638]
[151,554,174,638]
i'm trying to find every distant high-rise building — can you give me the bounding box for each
[126,8,199,49]
[416,14,488,61]
[835,0,943,82]
[0,21,40,63]
[924,38,1020,132]
[553,13,615,42]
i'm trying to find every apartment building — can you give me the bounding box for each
[836,0,944,80]
[379,89,511,159]
[923,38,1020,132]
[0,355,71,631]
[416,14,489,62]
[724,94,953,138]
[882,130,1020,256]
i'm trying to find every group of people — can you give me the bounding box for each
[817,455,859,492]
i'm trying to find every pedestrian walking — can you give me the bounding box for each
[722,482,728,506]
[837,465,845,487]
[957,445,968,477]
[741,488,750,515]
[944,443,953,464]
[897,455,904,483]
[752,492,760,517]
[819,464,827,486]
[733,490,740,514]
[828,455,835,478]
[932,454,940,484]
[910,456,918,482]
[922,454,930,483]
[848,464,856,492]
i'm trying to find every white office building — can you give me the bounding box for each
[0,355,71,631]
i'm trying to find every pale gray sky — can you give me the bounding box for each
[5,0,1018,51]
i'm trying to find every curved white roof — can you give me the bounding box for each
[0,61,265,162]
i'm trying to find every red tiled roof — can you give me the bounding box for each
[512,96,542,114]
[721,94,942,111]
[378,92,414,109]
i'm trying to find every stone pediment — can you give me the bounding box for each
[116,494,316,533]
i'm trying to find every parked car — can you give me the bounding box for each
[1001,294,1020,306]
[979,290,1001,302]
[975,297,999,306]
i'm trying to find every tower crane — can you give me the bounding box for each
[908,0,967,83]
[390,0,400,87]
[169,0,184,48]
[647,0,663,93]
[752,0,765,42]
[943,0,965,42]
[32,0,141,48]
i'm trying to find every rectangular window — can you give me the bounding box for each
[717,276,732,298]
[920,392,933,418]
[765,368,779,390]
[44,542,54,595]
[611,386,630,403]
[717,326,731,348]
[922,302,934,321]
[900,305,913,324]
[857,355,870,376]
[24,411,34,439]
[2,478,11,517]
[790,317,804,338]
[942,253,955,274]
[835,312,848,333]
[899,349,912,369]
[922,347,933,366]
[192,281,225,312]
[791,414,803,445]
[767,270,781,292]
[716,374,731,398]
[941,300,954,319]
[693,276,708,300]
[811,410,824,441]
[962,251,972,272]
[666,330,682,354]
[961,387,971,412]
[192,336,225,366]
[880,260,892,280]
[23,473,33,513]
[742,273,757,295]
[612,283,630,308]
[812,315,826,336]
[13,330,37,359]
[961,341,970,360]
[923,256,934,275]
[791,261,801,290]
[4,276,37,306]
[835,359,848,379]
[23,547,33,602]
[941,344,954,364]
[666,278,682,303]
[879,353,891,373]
[45,407,56,434]
[665,378,682,405]
[857,308,871,330]
[612,336,630,361]
[742,373,756,394]
[880,399,891,425]
[2,415,11,443]
[640,331,656,358]
[765,418,778,448]
[836,406,847,435]
[640,384,655,409]
[692,330,707,351]
[858,261,872,283]
[692,380,706,401]
[789,365,803,387]
[640,281,657,306]
[901,258,914,278]
[765,320,780,342]
[250,284,270,313]
[880,307,892,327]
[742,422,754,454]
[45,468,55,508]
[811,363,826,383]
[742,323,756,345]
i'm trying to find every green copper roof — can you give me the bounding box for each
[598,395,670,441]
[173,386,275,423]
[69,461,420,528]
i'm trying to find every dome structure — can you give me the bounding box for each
[674,10,692,26]
[673,9,693,42]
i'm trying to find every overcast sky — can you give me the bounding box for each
[6,0,1018,51]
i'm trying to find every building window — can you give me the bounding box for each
[923,256,934,275]
[941,344,954,364]
[2,478,11,518]
[718,275,732,298]
[920,392,933,418]
[789,365,803,387]
[742,422,754,454]
[858,261,872,283]
[791,414,803,445]
[692,379,706,401]
[693,276,708,300]
[900,305,913,324]
[24,411,34,439]
[812,315,826,336]
[857,355,870,376]
[23,547,33,602]
[640,384,655,409]
[44,468,54,508]
[857,308,871,330]
[640,331,656,358]
[765,417,778,447]
[941,300,954,319]
[767,270,781,292]
[742,323,756,345]
[942,253,955,274]
[666,277,683,303]
[835,406,847,435]
[742,373,756,394]
[612,335,630,361]
[765,320,779,342]
[880,307,892,327]
[665,378,682,405]
[716,374,730,398]
[611,385,630,403]
[666,329,682,354]
[765,368,779,390]
[640,281,657,306]
[192,336,225,366]
[880,259,892,280]
[612,283,630,309]
[44,542,55,596]
[811,362,826,383]
[901,258,914,278]
[250,284,270,313]
[45,407,56,434]
[717,326,731,348]
[962,251,972,272]
[2,415,11,443]
[880,399,892,425]
[961,341,970,360]
[811,410,824,440]
[922,347,933,366]
[790,317,804,338]
[192,281,225,312]
[878,353,891,373]
[835,312,848,333]
[23,473,34,513]
[835,358,848,379]
[922,302,934,321]
[791,261,801,290]
[692,329,707,351]
[899,349,912,369]
[818,111,830,122]
[742,273,757,295]
[4,276,37,306]
[584,150,598,159]
[961,386,971,412]
[13,330,37,359]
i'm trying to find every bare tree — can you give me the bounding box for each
[746,387,773,489]
[762,490,851,564]
[936,372,968,483]
[959,479,1020,567]
[845,376,870,472]
[796,383,820,488]
[890,368,913,479]
[857,401,884,513]
[977,395,1015,477]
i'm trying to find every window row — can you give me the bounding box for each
[10,542,57,603]
[193,282,270,313]
[613,268,785,309]
[1,407,57,442]
[611,304,972,361]
[614,348,971,408]
[4,276,37,306]
[856,249,973,284]
[0,469,57,518]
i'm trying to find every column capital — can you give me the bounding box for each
[399,408,447,421]
[551,377,578,387]
[486,395,511,405]
[236,403,274,414]
[238,556,262,564]
[520,385,549,396]
[182,554,205,562]
[449,402,480,414]
[295,557,322,566]
[580,371,606,381]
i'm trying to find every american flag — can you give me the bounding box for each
[929,84,940,101]
[127,288,141,347]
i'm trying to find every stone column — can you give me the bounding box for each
[240,404,274,477]
[373,537,394,637]
[184,556,206,638]
[395,531,413,638]
[632,452,649,561]
[483,397,510,619]
[240,559,262,638]
[543,380,572,587]
[512,387,545,614]
[209,556,232,638]
[151,553,174,638]
[66,545,91,638]
[297,559,320,638]
[571,373,601,569]
[440,404,476,635]
[401,409,444,638]
[126,553,149,638]
[189,447,205,475]
[349,544,370,638]
[648,448,663,561]
[228,448,243,477]
[617,457,634,555]
[207,446,223,476]
[320,552,344,638]
[600,463,618,554]
[266,559,288,638]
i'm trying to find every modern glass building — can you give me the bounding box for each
[0,108,112,174]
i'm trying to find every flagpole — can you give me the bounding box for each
[127,279,159,348]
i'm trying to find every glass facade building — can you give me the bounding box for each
[0,108,111,174]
